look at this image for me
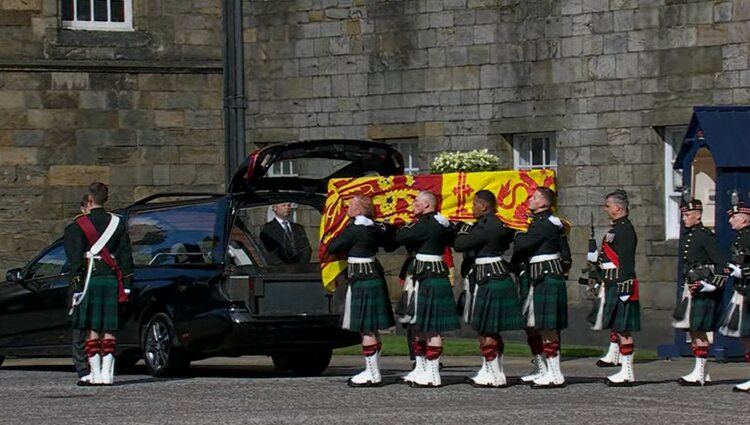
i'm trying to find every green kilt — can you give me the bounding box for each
[471,276,525,334]
[344,277,395,333]
[531,275,568,330]
[601,283,641,332]
[413,276,460,334]
[73,275,119,331]
[688,294,722,332]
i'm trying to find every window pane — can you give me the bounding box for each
[128,202,220,266]
[517,139,530,167]
[548,137,556,165]
[94,0,108,21]
[111,0,125,22]
[76,0,91,21]
[62,0,74,20]
[531,138,544,166]
[28,244,67,279]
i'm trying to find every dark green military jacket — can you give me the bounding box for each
[731,226,750,279]
[454,213,513,257]
[327,219,385,258]
[63,207,134,284]
[394,211,454,255]
[599,215,637,281]
[512,210,562,262]
[681,224,724,269]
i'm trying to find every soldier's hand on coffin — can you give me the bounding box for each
[586,250,598,262]
[728,262,742,278]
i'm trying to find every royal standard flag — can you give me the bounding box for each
[319,169,556,290]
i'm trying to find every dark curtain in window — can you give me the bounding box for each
[76,0,90,21]
[61,0,73,20]
[94,0,107,21]
[111,0,125,22]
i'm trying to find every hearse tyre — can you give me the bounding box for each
[142,312,190,377]
[288,348,332,376]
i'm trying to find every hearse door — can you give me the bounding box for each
[0,242,71,351]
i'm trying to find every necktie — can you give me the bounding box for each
[282,221,295,254]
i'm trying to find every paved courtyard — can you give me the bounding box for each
[1,355,748,425]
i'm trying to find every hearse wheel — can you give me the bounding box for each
[288,349,333,376]
[142,313,190,377]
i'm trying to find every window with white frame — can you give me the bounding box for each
[513,133,557,169]
[61,0,133,31]
[388,139,420,174]
[664,126,687,240]
[267,160,297,177]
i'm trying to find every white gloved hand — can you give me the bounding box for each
[587,250,599,262]
[619,294,630,302]
[699,280,717,293]
[728,263,742,278]
[124,288,131,295]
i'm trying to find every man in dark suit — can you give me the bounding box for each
[259,203,312,265]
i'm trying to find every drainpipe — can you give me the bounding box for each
[222,0,247,186]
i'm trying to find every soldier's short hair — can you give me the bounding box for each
[352,194,375,218]
[535,187,557,208]
[88,182,109,205]
[606,189,629,210]
[417,190,437,209]
[474,189,497,212]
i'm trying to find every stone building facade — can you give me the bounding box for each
[0,1,225,268]
[2,0,750,346]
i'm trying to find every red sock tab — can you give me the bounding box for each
[543,341,560,359]
[619,343,634,356]
[426,345,443,360]
[745,351,750,363]
[84,339,101,358]
[609,330,619,343]
[362,344,378,357]
[481,344,498,361]
[413,339,426,357]
[692,346,709,359]
[101,338,116,355]
[528,335,543,356]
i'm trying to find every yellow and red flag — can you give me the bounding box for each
[319,169,556,290]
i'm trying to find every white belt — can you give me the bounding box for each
[529,253,560,263]
[415,254,442,262]
[600,262,616,270]
[348,256,375,264]
[475,256,503,265]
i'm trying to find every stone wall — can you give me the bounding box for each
[245,0,750,344]
[0,1,225,271]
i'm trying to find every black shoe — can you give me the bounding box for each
[596,360,618,368]
[76,380,94,387]
[605,378,634,387]
[347,378,383,388]
[677,378,706,387]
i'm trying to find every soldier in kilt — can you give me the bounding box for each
[327,195,395,387]
[672,199,727,386]
[63,182,133,386]
[588,189,640,386]
[454,190,523,387]
[395,191,459,387]
[719,198,750,393]
[512,187,569,389]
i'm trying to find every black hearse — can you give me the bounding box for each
[0,140,404,376]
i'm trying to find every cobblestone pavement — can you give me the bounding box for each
[1,355,748,425]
